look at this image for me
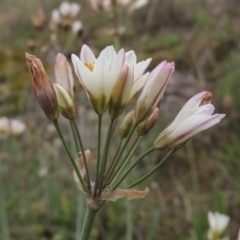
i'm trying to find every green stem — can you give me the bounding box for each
[53,120,86,190]
[70,121,80,153]
[106,124,137,182]
[72,120,91,191]
[98,119,115,195]
[103,139,123,185]
[94,115,102,196]
[127,148,176,189]
[80,205,98,240]
[111,147,155,190]
[108,137,141,186]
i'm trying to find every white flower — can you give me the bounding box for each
[208,211,230,237]
[135,60,174,122]
[0,117,26,137]
[70,3,81,18]
[71,45,125,114]
[154,91,225,149]
[59,1,71,16]
[51,9,61,24]
[72,20,83,34]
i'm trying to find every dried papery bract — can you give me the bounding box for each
[26,53,59,121]
[73,149,149,209]
[154,91,225,149]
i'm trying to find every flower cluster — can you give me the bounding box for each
[26,44,225,209]
[50,1,83,35]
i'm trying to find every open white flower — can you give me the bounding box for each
[207,211,230,238]
[71,45,125,114]
[135,60,174,122]
[154,91,225,149]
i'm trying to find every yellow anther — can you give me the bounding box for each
[85,62,94,72]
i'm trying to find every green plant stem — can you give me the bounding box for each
[80,205,98,240]
[111,147,155,190]
[108,137,141,186]
[127,148,176,189]
[93,115,102,196]
[103,139,123,185]
[70,121,80,153]
[71,119,91,191]
[106,124,137,182]
[53,120,86,190]
[98,119,115,195]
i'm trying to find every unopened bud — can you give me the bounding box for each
[26,53,59,121]
[119,110,135,139]
[55,53,74,99]
[137,108,159,136]
[53,84,76,119]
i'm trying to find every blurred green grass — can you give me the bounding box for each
[0,0,240,239]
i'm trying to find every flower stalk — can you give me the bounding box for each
[80,205,99,240]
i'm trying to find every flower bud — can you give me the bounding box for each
[55,53,74,99]
[137,108,159,136]
[26,53,59,121]
[119,110,135,139]
[53,84,76,119]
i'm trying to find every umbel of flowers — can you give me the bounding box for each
[26,45,225,240]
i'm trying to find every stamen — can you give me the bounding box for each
[85,62,94,71]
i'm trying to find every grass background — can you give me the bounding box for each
[0,0,240,239]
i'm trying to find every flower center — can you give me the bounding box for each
[85,62,94,72]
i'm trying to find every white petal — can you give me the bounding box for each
[108,48,125,91]
[99,46,112,60]
[195,104,215,116]
[134,58,151,80]
[167,91,208,130]
[71,54,97,97]
[129,72,149,101]
[216,213,230,232]
[208,212,216,230]
[80,45,96,63]
[125,50,137,65]
[169,114,225,144]
[145,61,174,107]
[93,56,110,97]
